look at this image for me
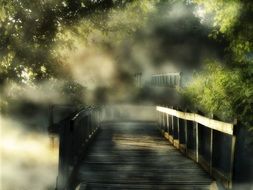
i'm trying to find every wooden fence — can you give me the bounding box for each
[156,106,237,189]
[56,106,101,190]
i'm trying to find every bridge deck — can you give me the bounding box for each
[76,122,214,190]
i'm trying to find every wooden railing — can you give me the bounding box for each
[156,106,237,189]
[151,72,181,88]
[56,106,101,190]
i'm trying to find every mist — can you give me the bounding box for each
[0,0,234,189]
[1,115,58,190]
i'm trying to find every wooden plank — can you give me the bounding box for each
[156,106,234,135]
[75,122,214,189]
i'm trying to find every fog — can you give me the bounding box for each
[0,0,228,189]
[1,116,58,190]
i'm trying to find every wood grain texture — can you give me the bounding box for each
[75,122,214,190]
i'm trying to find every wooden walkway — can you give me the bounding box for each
[75,122,214,190]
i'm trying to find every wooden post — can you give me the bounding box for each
[162,112,165,132]
[210,128,213,175]
[229,119,237,189]
[57,120,72,190]
[166,114,169,132]
[158,112,162,129]
[171,115,174,138]
[228,135,236,189]
[177,117,180,144]
[158,111,161,129]
[159,111,162,130]
[171,106,174,137]
[88,115,91,137]
[196,122,199,163]
[184,114,188,154]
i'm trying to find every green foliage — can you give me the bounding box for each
[0,0,159,109]
[193,0,241,34]
[185,0,253,130]
[55,0,158,52]
[193,0,253,65]
[185,60,253,129]
[0,0,158,85]
[184,61,249,120]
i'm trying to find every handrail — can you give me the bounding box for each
[56,106,101,190]
[156,106,237,189]
[152,72,181,76]
[151,72,181,88]
[157,106,234,135]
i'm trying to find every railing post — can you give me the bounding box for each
[229,119,237,189]
[195,121,199,163]
[171,106,174,143]
[158,110,161,129]
[210,128,213,175]
[167,108,170,136]
[209,114,214,175]
[177,114,180,145]
[166,113,169,133]
[184,109,188,154]
[162,111,165,133]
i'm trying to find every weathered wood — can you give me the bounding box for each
[196,122,199,163]
[185,118,188,154]
[229,135,236,189]
[75,122,214,189]
[210,129,213,175]
[157,106,237,189]
[171,114,174,143]
[56,107,100,190]
[156,106,234,135]
[177,116,180,144]
[166,113,168,132]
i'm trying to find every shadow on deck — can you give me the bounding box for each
[74,121,214,190]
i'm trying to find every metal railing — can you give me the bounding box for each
[156,106,237,189]
[56,106,101,190]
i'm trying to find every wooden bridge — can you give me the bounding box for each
[50,105,240,190]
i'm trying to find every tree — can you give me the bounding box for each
[0,0,160,110]
[184,0,253,129]
[0,0,158,85]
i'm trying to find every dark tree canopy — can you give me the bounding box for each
[0,0,139,84]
